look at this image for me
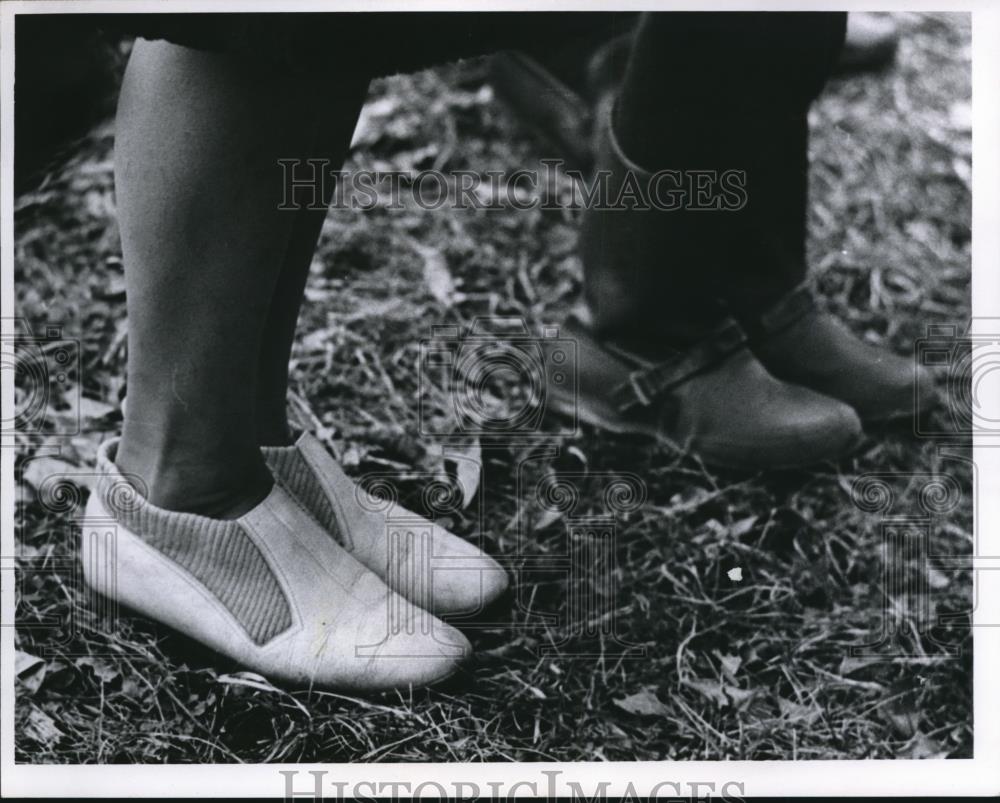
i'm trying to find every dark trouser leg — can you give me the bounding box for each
[579,11,924,426]
[583,12,846,342]
[617,12,926,423]
[565,13,864,467]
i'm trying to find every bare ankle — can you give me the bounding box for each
[114,434,273,519]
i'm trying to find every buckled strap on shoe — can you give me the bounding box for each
[610,318,748,414]
[757,282,816,336]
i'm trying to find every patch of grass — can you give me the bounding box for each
[14,12,972,763]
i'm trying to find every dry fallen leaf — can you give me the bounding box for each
[15,651,47,695]
[77,396,117,422]
[902,731,949,760]
[881,703,921,738]
[715,651,742,681]
[838,654,889,676]
[21,455,79,492]
[23,708,63,747]
[684,678,756,710]
[614,688,672,718]
[445,439,481,509]
[414,242,456,307]
[75,655,121,684]
[15,650,44,676]
[777,696,822,725]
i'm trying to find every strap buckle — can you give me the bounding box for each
[612,318,748,414]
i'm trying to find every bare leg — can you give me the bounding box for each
[114,40,360,517]
[254,77,368,447]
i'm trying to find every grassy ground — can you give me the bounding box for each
[13,13,972,763]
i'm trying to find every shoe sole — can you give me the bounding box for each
[85,579,470,695]
[546,390,864,472]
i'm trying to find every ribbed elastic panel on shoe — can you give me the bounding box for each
[95,443,293,645]
[263,446,345,547]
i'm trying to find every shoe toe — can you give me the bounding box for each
[853,352,926,422]
[272,436,511,620]
[792,392,864,461]
[350,612,472,691]
[431,547,510,615]
[705,385,862,470]
[685,350,864,469]
[481,557,511,606]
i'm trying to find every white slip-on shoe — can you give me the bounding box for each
[81,438,471,692]
[262,433,509,616]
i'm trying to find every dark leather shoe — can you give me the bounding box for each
[546,310,863,470]
[745,283,932,423]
